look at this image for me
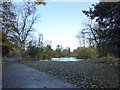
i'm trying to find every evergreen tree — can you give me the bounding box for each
[1,1,17,56]
[83,2,120,57]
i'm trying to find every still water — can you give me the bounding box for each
[51,57,82,61]
[39,57,82,62]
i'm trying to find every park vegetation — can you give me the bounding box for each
[20,57,119,88]
[1,0,120,88]
[75,2,120,59]
[1,1,120,59]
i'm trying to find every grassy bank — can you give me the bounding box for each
[20,57,119,88]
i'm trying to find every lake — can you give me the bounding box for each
[40,57,82,61]
[51,57,82,61]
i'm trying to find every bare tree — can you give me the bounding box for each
[77,19,104,56]
[87,20,105,56]
[44,40,52,47]
[76,31,82,47]
[76,28,90,48]
[38,33,44,48]
[13,1,45,59]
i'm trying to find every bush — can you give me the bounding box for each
[76,47,99,59]
[2,45,10,57]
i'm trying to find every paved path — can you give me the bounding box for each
[2,59,84,88]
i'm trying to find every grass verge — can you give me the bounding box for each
[20,57,119,88]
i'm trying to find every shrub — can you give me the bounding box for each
[76,47,99,59]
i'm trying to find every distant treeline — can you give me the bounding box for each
[1,1,120,59]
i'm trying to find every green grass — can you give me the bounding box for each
[20,57,119,88]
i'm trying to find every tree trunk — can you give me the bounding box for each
[97,43,102,57]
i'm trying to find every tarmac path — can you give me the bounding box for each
[2,58,84,89]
